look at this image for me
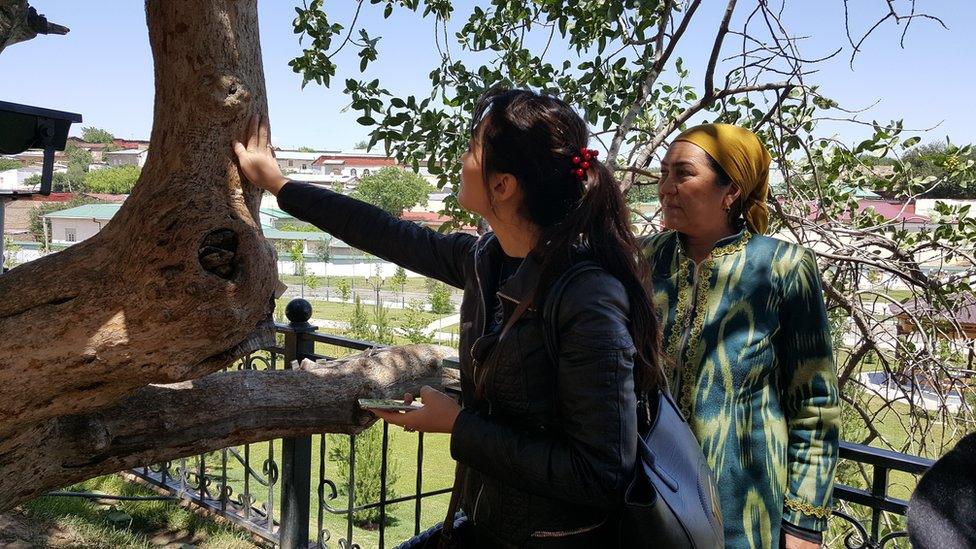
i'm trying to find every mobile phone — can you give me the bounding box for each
[358,398,423,412]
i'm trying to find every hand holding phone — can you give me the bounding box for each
[358,398,424,413]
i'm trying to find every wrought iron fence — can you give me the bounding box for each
[128,299,458,549]
[123,298,945,549]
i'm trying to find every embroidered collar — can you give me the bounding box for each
[676,229,752,259]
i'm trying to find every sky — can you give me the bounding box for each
[1,1,974,152]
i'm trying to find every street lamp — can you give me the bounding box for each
[0,100,83,271]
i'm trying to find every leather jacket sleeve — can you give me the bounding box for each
[450,269,639,508]
[276,181,476,289]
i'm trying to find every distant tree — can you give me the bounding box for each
[391,266,407,296]
[904,141,976,199]
[313,241,332,264]
[277,222,319,232]
[288,240,305,276]
[81,127,115,144]
[335,278,351,302]
[3,237,20,268]
[856,154,897,167]
[303,271,319,290]
[327,424,400,528]
[428,281,454,314]
[353,140,369,149]
[84,165,141,194]
[24,173,75,193]
[351,166,431,216]
[400,299,434,344]
[371,303,395,344]
[64,144,93,191]
[297,146,316,152]
[348,295,371,340]
[0,158,21,171]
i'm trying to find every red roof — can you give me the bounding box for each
[401,211,452,223]
[83,193,128,203]
[112,139,150,150]
[401,210,478,233]
[807,199,929,224]
[22,192,76,202]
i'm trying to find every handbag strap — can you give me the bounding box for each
[438,462,465,548]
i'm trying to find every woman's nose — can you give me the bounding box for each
[658,175,675,195]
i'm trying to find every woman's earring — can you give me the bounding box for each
[723,204,731,213]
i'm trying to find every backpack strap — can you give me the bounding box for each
[540,260,655,432]
[540,261,604,364]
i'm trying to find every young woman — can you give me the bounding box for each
[234,88,662,547]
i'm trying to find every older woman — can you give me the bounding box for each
[641,124,840,549]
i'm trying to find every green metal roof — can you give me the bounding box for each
[42,203,123,220]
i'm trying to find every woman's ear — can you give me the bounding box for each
[724,184,742,210]
[490,172,520,203]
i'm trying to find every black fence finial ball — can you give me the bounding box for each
[285,298,312,324]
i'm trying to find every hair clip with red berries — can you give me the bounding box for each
[570,147,599,180]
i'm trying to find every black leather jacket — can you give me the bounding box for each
[278,182,638,547]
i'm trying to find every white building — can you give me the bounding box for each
[43,203,122,245]
[0,164,66,192]
[274,150,336,174]
[104,149,149,168]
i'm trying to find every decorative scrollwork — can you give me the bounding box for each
[227,447,271,486]
[238,352,276,371]
[219,483,234,502]
[235,492,256,511]
[262,457,279,485]
[830,509,910,549]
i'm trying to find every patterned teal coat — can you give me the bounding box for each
[641,230,840,548]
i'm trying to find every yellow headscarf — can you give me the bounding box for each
[673,123,772,235]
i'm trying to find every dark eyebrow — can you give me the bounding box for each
[661,160,695,169]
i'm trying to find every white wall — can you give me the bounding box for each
[48,218,103,244]
[916,199,976,218]
[277,260,425,278]
[0,169,18,191]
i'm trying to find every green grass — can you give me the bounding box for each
[279,274,446,294]
[18,475,258,548]
[274,298,449,326]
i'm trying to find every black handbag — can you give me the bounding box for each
[541,261,725,549]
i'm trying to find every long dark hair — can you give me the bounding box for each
[470,88,663,392]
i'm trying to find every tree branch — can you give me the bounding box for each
[0,344,457,512]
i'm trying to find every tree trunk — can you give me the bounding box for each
[0,345,458,511]
[0,0,277,435]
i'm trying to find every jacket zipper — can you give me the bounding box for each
[470,238,491,412]
[471,483,485,524]
[529,518,606,538]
